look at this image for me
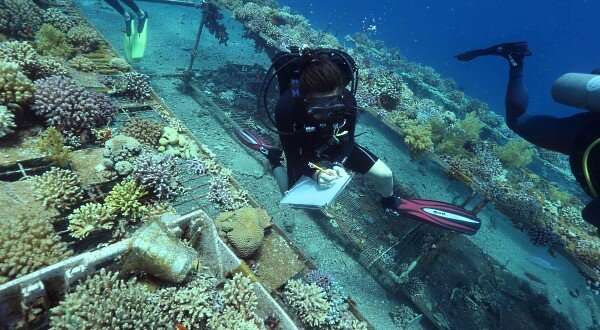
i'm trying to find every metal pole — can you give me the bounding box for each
[182,4,206,93]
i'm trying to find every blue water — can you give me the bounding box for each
[281,0,600,118]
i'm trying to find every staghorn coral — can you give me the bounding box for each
[50,269,170,329]
[32,167,84,212]
[185,158,208,176]
[0,215,73,284]
[104,179,148,220]
[158,126,200,159]
[67,203,116,239]
[67,25,102,53]
[43,8,78,33]
[222,273,259,318]
[34,24,75,59]
[33,76,117,141]
[102,134,142,176]
[0,104,15,138]
[131,152,182,200]
[283,278,331,328]
[0,61,34,107]
[215,207,271,258]
[121,118,163,147]
[36,127,73,167]
[0,0,44,38]
[68,55,95,72]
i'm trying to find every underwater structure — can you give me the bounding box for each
[0,0,599,329]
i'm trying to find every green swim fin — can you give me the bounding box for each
[123,17,135,61]
[129,13,148,61]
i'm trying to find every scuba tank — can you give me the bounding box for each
[552,73,600,112]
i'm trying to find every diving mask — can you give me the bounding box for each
[305,95,350,122]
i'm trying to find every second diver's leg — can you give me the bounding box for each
[104,0,126,15]
[505,59,587,154]
[119,0,143,15]
[272,166,289,194]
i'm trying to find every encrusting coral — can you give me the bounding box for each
[215,207,271,258]
[283,278,331,328]
[121,118,164,147]
[101,134,143,176]
[67,203,116,239]
[67,25,102,53]
[0,104,15,138]
[33,75,117,142]
[32,167,84,212]
[0,61,34,107]
[0,215,73,284]
[0,0,44,38]
[104,179,148,221]
[159,126,200,159]
[34,24,75,59]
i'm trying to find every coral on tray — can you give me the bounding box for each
[0,104,15,138]
[0,61,34,107]
[102,72,152,102]
[131,152,182,200]
[0,214,73,284]
[31,167,84,212]
[67,202,116,239]
[215,207,272,258]
[66,25,102,53]
[121,118,164,147]
[0,0,44,39]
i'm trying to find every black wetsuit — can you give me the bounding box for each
[275,89,379,188]
[104,0,143,16]
[507,63,600,225]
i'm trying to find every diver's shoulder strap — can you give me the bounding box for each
[583,137,600,198]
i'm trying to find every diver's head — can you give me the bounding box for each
[300,55,345,97]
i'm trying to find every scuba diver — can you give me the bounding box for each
[104,0,149,61]
[456,41,600,227]
[237,46,481,235]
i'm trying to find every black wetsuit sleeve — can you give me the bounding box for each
[275,98,317,181]
[334,94,357,164]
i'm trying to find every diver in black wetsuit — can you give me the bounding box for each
[104,0,147,34]
[456,42,600,227]
[270,55,400,210]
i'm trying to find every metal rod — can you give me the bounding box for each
[182,5,206,93]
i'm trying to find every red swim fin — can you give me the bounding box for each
[235,128,275,155]
[394,198,481,235]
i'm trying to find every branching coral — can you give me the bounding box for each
[0,41,67,79]
[121,118,163,147]
[222,273,258,319]
[35,24,75,59]
[104,179,148,220]
[283,278,331,328]
[67,25,102,53]
[43,8,78,33]
[68,55,95,72]
[0,104,15,138]
[33,76,117,141]
[0,61,34,107]
[0,215,72,284]
[32,167,84,212]
[400,119,434,154]
[50,269,170,329]
[103,72,152,102]
[215,207,272,258]
[208,174,249,211]
[67,203,116,239]
[0,0,44,38]
[36,127,73,167]
[131,152,182,200]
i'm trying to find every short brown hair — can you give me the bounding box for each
[300,55,344,95]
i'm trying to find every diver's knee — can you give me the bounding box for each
[367,160,393,180]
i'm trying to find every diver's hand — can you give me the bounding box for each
[332,165,347,177]
[315,169,338,188]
